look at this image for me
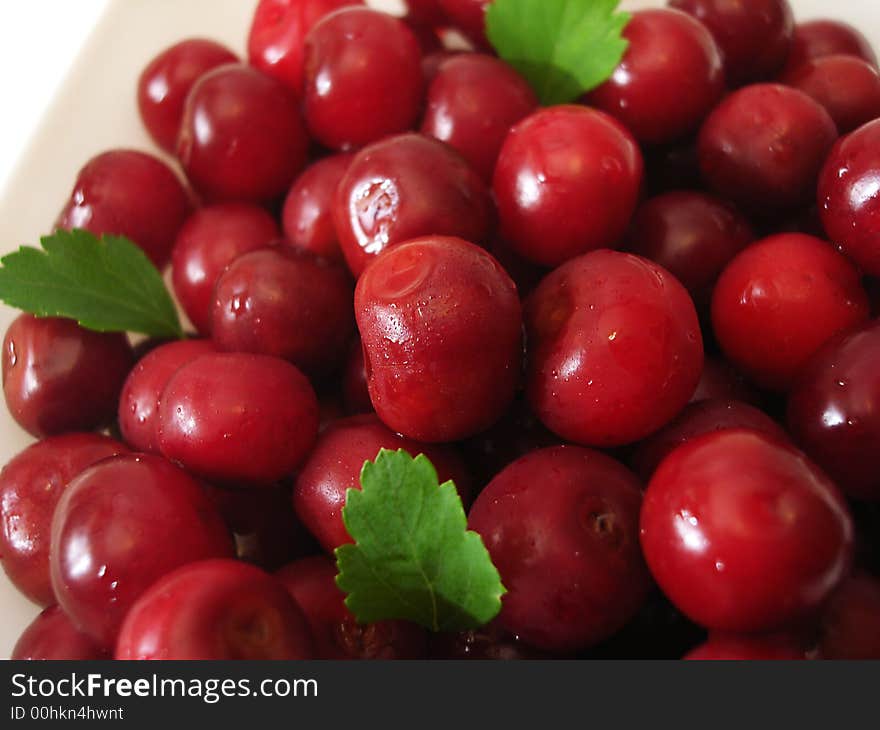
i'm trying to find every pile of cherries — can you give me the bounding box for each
[3,0,880,661]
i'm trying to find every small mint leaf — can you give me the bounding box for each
[335,449,505,632]
[0,229,183,338]
[486,0,631,106]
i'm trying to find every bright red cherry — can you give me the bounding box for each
[698,84,838,214]
[782,19,877,76]
[782,55,880,134]
[421,53,537,182]
[157,353,319,486]
[817,573,880,659]
[587,9,724,145]
[56,149,192,268]
[0,434,127,606]
[355,237,522,442]
[293,413,472,552]
[247,0,363,95]
[171,203,281,334]
[117,339,216,454]
[116,559,313,660]
[641,429,854,633]
[525,250,703,448]
[334,133,493,277]
[818,119,880,277]
[281,153,352,265]
[438,0,489,47]
[787,321,880,501]
[12,606,109,660]
[276,556,427,659]
[211,248,354,376]
[137,38,238,152]
[493,106,643,267]
[669,0,794,86]
[684,632,806,660]
[627,191,754,313]
[303,7,424,150]
[50,454,233,647]
[2,314,134,438]
[711,233,869,391]
[468,446,651,652]
[177,64,308,202]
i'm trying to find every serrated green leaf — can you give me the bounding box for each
[486,0,630,106]
[335,449,505,632]
[0,229,183,338]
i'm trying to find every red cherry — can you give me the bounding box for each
[50,454,233,647]
[438,0,489,47]
[137,38,238,152]
[177,64,309,202]
[171,203,280,335]
[276,555,427,659]
[0,434,127,606]
[334,133,493,277]
[56,149,192,268]
[157,353,319,486]
[525,250,703,447]
[711,233,869,391]
[684,632,806,660]
[782,19,877,77]
[587,9,724,145]
[293,413,472,552]
[12,606,109,660]
[468,446,651,652]
[493,106,643,267]
[355,237,522,442]
[116,559,313,660]
[640,429,854,633]
[817,573,880,659]
[2,314,133,438]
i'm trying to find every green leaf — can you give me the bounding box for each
[486,0,631,106]
[0,229,183,339]
[335,449,505,632]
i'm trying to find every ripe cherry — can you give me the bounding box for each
[782,19,877,76]
[12,605,109,660]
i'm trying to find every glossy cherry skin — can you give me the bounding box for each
[281,153,352,265]
[205,484,316,571]
[669,0,794,86]
[355,237,522,442]
[627,191,754,314]
[640,429,854,633]
[421,53,537,182]
[782,19,877,76]
[817,573,880,659]
[293,413,472,552]
[630,399,788,481]
[56,149,192,268]
[818,119,880,278]
[711,234,869,391]
[303,7,424,150]
[177,64,308,203]
[493,106,643,267]
[116,559,313,660]
[334,133,493,277]
[50,454,233,647]
[12,606,109,660]
[137,38,238,152]
[2,314,134,438]
[212,248,354,376]
[438,0,489,47]
[277,556,427,659]
[684,632,806,660]
[247,0,363,95]
[468,446,650,652]
[691,357,760,405]
[158,353,319,486]
[787,321,880,501]
[525,250,703,448]
[587,9,723,145]
[117,339,216,454]
[698,84,838,214]
[171,203,280,334]
[0,434,127,606]
[341,337,372,414]
[782,55,880,134]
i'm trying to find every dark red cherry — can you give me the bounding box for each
[691,356,761,406]
[782,19,877,76]
[817,573,880,659]
[341,337,372,414]
[684,632,806,660]
[12,606,109,660]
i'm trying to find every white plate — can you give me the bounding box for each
[0,0,876,658]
